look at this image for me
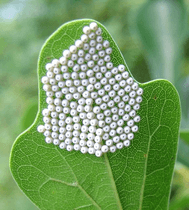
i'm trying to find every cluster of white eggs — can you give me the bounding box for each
[37,22,143,157]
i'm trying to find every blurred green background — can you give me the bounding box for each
[0,0,189,209]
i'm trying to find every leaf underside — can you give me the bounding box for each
[10,19,181,210]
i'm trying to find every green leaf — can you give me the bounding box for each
[10,19,181,209]
[136,0,189,168]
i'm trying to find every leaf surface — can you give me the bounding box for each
[10,19,181,210]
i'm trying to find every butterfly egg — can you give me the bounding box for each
[111,67,118,75]
[89,22,98,31]
[42,108,50,117]
[127,77,134,85]
[137,88,143,96]
[74,144,81,151]
[83,43,90,51]
[95,150,102,157]
[77,57,85,65]
[117,119,124,127]
[81,147,88,154]
[65,138,72,145]
[110,129,116,137]
[113,95,121,103]
[128,133,134,140]
[98,50,105,57]
[90,119,98,126]
[88,133,95,141]
[118,64,125,72]
[103,40,110,48]
[69,45,77,54]
[59,57,67,65]
[113,136,120,143]
[48,104,55,112]
[132,82,139,90]
[63,50,71,58]
[116,127,123,135]
[75,40,83,48]
[89,40,96,47]
[129,110,136,117]
[136,96,142,103]
[110,145,117,153]
[96,27,102,35]
[52,59,60,67]
[38,23,144,157]
[37,125,45,133]
[45,137,53,144]
[101,145,109,153]
[131,125,138,133]
[67,145,74,151]
[123,114,130,122]
[87,60,95,68]
[89,47,96,55]
[106,140,113,146]
[98,59,105,66]
[88,147,95,154]
[72,137,80,144]
[104,55,111,62]
[116,142,123,149]
[134,116,141,123]
[105,47,112,55]
[79,139,87,147]
[53,139,60,145]
[96,36,103,43]
[45,123,52,130]
[87,140,94,147]
[127,119,134,127]
[120,133,127,140]
[88,32,96,39]
[41,76,49,84]
[123,140,130,147]
[83,26,91,34]
[78,49,85,57]
[45,63,53,71]
[46,71,54,79]
[81,34,88,43]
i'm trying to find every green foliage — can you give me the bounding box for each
[177,130,189,168]
[10,19,181,210]
[177,139,189,168]
[21,101,38,131]
[0,0,188,209]
[169,164,189,210]
[136,0,187,84]
[1,1,146,209]
[180,130,189,145]
[136,0,189,171]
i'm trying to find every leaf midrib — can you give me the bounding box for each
[139,97,166,209]
[139,126,160,210]
[104,153,123,210]
[56,147,123,210]
[139,110,151,210]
